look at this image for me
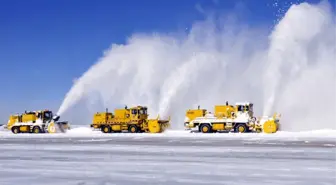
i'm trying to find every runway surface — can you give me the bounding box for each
[0,129,335,185]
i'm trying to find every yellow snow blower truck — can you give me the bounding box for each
[6,110,71,134]
[184,102,280,134]
[90,105,170,133]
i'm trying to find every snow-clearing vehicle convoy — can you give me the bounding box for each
[2,101,280,134]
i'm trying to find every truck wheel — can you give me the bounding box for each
[200,124,212,133]
[235,123,247,133]
[32,126,41,134]
[11,126,20,134]
[128,125,139,133]
[101,125,111,133]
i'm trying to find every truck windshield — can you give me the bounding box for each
[44,112,52,119]
[139,108,147,115]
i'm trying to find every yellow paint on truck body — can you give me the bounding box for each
[186,109,206,122]
[93,112,113,124]
[212,123,225,131]
[184,107,207,129]
[114,109,129,119]
[214,105,235,118]
[21,113,36,123]
[111,125,121,131]
[19,126,30,132]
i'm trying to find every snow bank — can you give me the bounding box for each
[66,126,94,134]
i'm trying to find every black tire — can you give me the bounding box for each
[235,123,248,133]
[11,126,20,134]
[200,124,212,133]
[128,125,139,133]
[101,125,111,133]
[32,126,41,134]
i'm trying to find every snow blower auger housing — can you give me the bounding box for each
[254,113,281,134]
[184,102,280,134]
[7,110,71,134]
[90,106,171,133]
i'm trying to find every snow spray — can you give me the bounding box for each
[58,1,335,131]
[262,1,336,131]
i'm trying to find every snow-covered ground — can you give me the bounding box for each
[1,125,336,141]
[0,125,335,185]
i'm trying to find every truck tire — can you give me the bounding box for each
[11,126,20,134]
[32,126,41,134]
[235,123,247,133]
[101,125,111,133]
[200,124,212,133]
[128,125,139,133]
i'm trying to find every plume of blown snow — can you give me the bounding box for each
[58,1,336,131]
[263,1,336,131]
[57,18,267,128]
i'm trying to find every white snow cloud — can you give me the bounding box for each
[57,1,336,131]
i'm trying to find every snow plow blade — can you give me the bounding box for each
[45,115,71,133]
[147,115,170,133]
[47,121,71,133]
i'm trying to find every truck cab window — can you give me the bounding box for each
[44,112,52,119]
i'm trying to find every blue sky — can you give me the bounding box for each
[0,0,334,122]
